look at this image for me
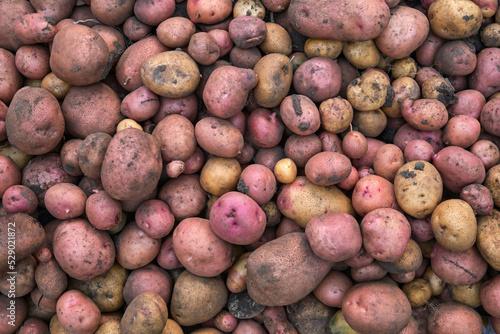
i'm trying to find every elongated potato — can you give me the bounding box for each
[252,53,293,108]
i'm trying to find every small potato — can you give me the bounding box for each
[86,191,123,231]
[402,278,432,308]
[1,185,38,215]
[304,151,352,186]
[157,16,195,48]
[404,140,434,162]
[421,76,458,106]
[195,117,244,158]
[15,44,50,80]
[284,133,322,168]
[481,23,500,47]
[233,0,266,18]
[187,32,220,66]
[44,183,87,220]
[342,281,412,334]
[480,98,500,137]
[415,31,446,67]
[293,57,341,103]
[173,217,233,277]
[229,46,262,68]
[228,16,267,49]
[41,72,71,100]
[247,108,285,148]
[391,57,418,79]
[187,0,232,24]
[342,40,380,70]
[274,158,297,184]
[378,239,423,274]
[120,86,159,122]
[351,261,388,283]
[14,13,57,44]
[122,265,172,306]
[476,209,500,270]
[347,69,393,112]
[313,270,353,308]
[451,282,481,308]
[158,174,207,220]
[56,290,101,334]
[470,139,500,170]
[156,236,183,271]
[154,94,198,124]
[115,222,160,270]
[342,130,368,160]
[153,114,196,162]
[133,0,175,26]
[352,109,387,138]
[401,98,448,131]
[304,38,343,60]
[237,164,276,205]
[121,292,168,334]
[318,97,353,134]
[460,184,494,215]
[60,139,83,177]
[135,199,175,239]
[423,266,446,296]
[279,94,320,135]
[373,144,404,182]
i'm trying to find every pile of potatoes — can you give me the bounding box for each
[1,0,500,333]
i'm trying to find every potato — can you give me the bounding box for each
[196,116,245,158]
[480,274,500,318]
[342,130,368,160]
[470,140,500,171]
[284,133,322,168]
[123,265,172,306]
[304,151,350,186]
[400,98,448,131]
[351,261,388,283]
[247,232,332,306]
[56,290,101,334]
[252,53,293,108]
[361,208,411,262]
[404,139,434,162]
[378,239,423,274]
[14,13,57,45]
[0,255,36,298]
[391,57,418,79]
[428,0,483,40]
[237,164,276,205]
[115,221,160,270]
[133,0,175,26]
[116,36,168,92]
[442,115,481,148]
[375,6,429,59]
[101,128,162,201]
[342,40,380,70]
[0,213,45,276]
[352,109,387,138]
[0,0,35,51]
[372,144,404,182]
[427,302,483,334]
[293,57,342,103]
[209,192,266,245]
[318,97,353,134]
[259,22,292,55]
[393,123,445,154]
[347,69,393,112]
[351,174,396,217]
[50,24,111,86]
[187,0,232,24]
[187,32,220,66]
[468,48,500,98]
[451,281,481,308]
[170,270,228,326]
[431,243,487,285]
[230,46,262,68]
[156,16,195,49]
[279,94,321,136]
[44,183,87,220]
[41,72,70,100]
[15,44,50,80]
[342,281,411,334]
[476,209,500,270]
[68,261,127,313]
[277,176,355,228]
[35,258,67,300]
[158,174,207,220]
[6,87,65,155]
[233,0,266,19]
[423,266,446,296]
[203,66,258,119]
[228,16,267,49]
[402,278,432,308]
[421,75,458,106]
[431,199,477,252]
[313,270,353,308]
[200,157,241,197]
[121,292,168,334]
[285,293,335,334]
[432,146,486,193]
[287,0,390,41]
[18,317,50,334]
[247,108,285,149]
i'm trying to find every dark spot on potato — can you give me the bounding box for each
[298,122,310,132]
[337,23,344,29]
[400,170,416,179]
[383,86,394,107]
[441,255,477,279]
[291,94,303,116]
[462,15,474,21]
[237,179,249,194]
[71,66,81,72]
[322,19,328,24]
[414,162,425,171]
[153,65,167,84]
[421,119,430,125]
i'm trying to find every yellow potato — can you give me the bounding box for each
[476,209,500,270]
[428,0,483,39]
[423,266,446,296]
[391,57,418,79]
[304,38,343,59]
[342,40,380,69]
[451,282,481,308]
[116,119,143,132]
[233,0,266,19]
[274,158,297,184]
[259,22,292,55]
[252,53,293,108]
[402,278,432,307]
[200,157,241,196]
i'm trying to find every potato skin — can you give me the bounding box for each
[101,128,162,201]
[427,302,483,334]
[247,232,332,306]
[304,151,352,186]
[121,292,168,334]
[287,0,390,41]
[476,209,500,270]
[342,281,412,334]
[252,53,293,108]
[56,290,101,334]
[195,117,244,158]
[428,0,483,40]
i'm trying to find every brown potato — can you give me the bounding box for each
[421,76,458,106]
[0,255,36,298]
[391,57,418,79]
[342,40,380,70]
[451,282,481,308]
[41,72,71,100]
[259,22,292,55]
[121,292,168,334]
[347,69,393,112]
[200,157,241,196]
[285,293,335,334]
[352,109,387,138]
[233,0,266,19]
[318,97,353,134]
[402,278,432,307]
[252,53,293,108]
[378,239,423,274]
[423,266,446,296]
[304,38,343,60]
[476,209,500,270]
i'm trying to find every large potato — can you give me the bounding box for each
[476,209,500,270]
[287,0,390,41]
[246,232,332,306]
[394,161,443,219]
[101,128,162,201]
[276,176,355,228]
[428,0,483,39]
[342,281,412,334]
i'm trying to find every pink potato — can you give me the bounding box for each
[410,218,434,242]
[14,13,57,44]
[434,40,478,76]
[123,264,173,305]
[173,217,233,277]
[470,139,500,170]
[120,85,160,122]
[404,139,435,162]
[468,48,500,98]
[292,57,341,103]
[247,108,285,149]
[237,164,277,205]
[351,138,386,169]
[480,275,500,318]
[393,123,445,153]
[480,97,500,137]
[158,174,207,220]
[415,31,446,67]
[156,235,183,270]
[432,146,486,193]
[442,115,481,148]
[350,261,388,283]
[153,94,199,124]
[279,94,321,136]
[0,156,21,198]
[56,290,101,334]
[228,16,267,49]
[153,114,196,163]
[44,183,87,220]
[361,208,411,262]
[134,0,175,26]
[304,151,352,186]
[401,98,448,131]
[351,174,397,217]
[85,191,122,231]
[208,29,233,57]
[284,133,322,168]
[2,185,38,214]
[15,44,50,80]
[254,146,286,171]
[210,191,267,245]
[313,270,353,308]
[135,199,175,239]
[305,212,362,262]
[53,219,115,280]
[460,184,494,215]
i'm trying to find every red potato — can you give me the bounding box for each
[447,89,485,119]
[442,115,481,148]
[410,218,434,242]
[156,16,196,48]
[90,0,135,26]
[56,290,101,334]
[230,46,262,68]
[434,40,478,76]
[156,235,183,270]
[432,146,486,193]
[123,264,173,305]
[123,15,153,42]
[120,86,159,122]
[344,247,374,268]
[158,174,207,220]
[237,164,277,205]
[0,0,35,51]
[279,94,321,136]
[415,66,442,86]
[153,114,196,162]
[0,156,21,199]
[401,98,448,131]
[187,0,233,24]
[351,174,396,217]
[427,302,483,334]
[254,146,286,171]
[44,183,87,220]
[18,317,50,334]
[351,137,386,169]
[337,166,359,191]
[183,147,205,174]
[233,319,267,334]
[262,306,298,334]
[284,134,322,168]
[134,0,175,26]
[213,310,238,332]
[304,151,352,186]
[313,270,353,308]
[14,13,57,44]
[393,123,445,153]
[203,66,258,119]
[208,29,233,57]
[85,191,122,231]
[154,94,199,124]
[173,217,233,277]
[480,275,500,318]
[228,16,267,49]
[350,261,388,282]
[115,221,161,270]
[470,139,500,170]
[60,139,83,177]
[210,192,267,245]
[342,130,367,160]
[15,44,50,80]
[404,139,435,162]
[415,31,446,67]
[373,144,405,182]
[2,185,38,215]
[305,212,361,262]
[319,131,344,154]
[35,258,67,300]
[292,57,342,103]
[460,184,494,215]
[480,97,500,137]
[135,199,175,239]
[247,108,285,148]
[188,32,220,66]
[468,48,500,98]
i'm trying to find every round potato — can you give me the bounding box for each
[279,94,321,136]
[347,69,392,112]
[56,290,101,334]
[121,292,168,334]
[428,0,483,40]
[304,151,352,186]
[200,157,241,197]
[427,302,483,334]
